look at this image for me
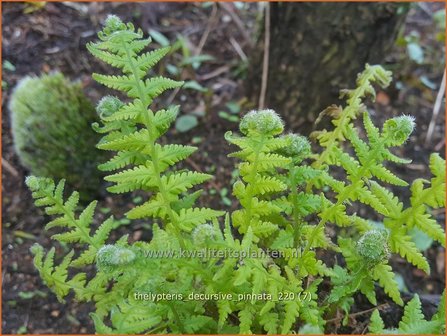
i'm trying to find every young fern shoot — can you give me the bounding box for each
[88,15,224,247]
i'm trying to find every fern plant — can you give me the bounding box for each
[27,16,445,335]
[86,15,226,333]
[368,293,445,334]
[87,15,223,246]
[27,176,115,300]
[306,65,445,316]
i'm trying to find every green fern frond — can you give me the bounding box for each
[91,301,163,334]
[372,264,403,306]
[90,16,222,241]
[311,65,443,278]
[238,306,255,334]
[368,310,385,334]
[389,228,430,273]
[369,294,446,334]
[281,301,300,334]
[162,171,212,195]
[26,176,114,266]
[30,245,87,302]
[313,64,392,167]
[176,208,225,232]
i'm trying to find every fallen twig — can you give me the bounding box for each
[2,157,19,177]
[326,303,389,324]
[61,2,89,14]
[434,137,445,152]
[198,65,230,81]
[218,2,252,48]
[425,70,446,145]
[165,87,181,107]
[229,37,247,61]
[258,3,270,109]
[196,3,218,56]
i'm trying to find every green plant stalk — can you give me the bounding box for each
[238,134,268,231]
[119,38,186,249]
[289,166,304,247]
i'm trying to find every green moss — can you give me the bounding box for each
[9,72,102,196]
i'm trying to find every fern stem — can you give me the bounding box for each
[241,134,268,229]
[120,40,186,249]
[148,142,187,250]
[147,323,168,334]
[289,166,303,247]
[168,302,185,333]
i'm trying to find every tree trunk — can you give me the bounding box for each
[247,2,408,133]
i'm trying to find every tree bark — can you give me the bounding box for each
[247,2,408,133]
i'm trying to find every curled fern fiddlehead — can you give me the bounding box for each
[356,229,390,266]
